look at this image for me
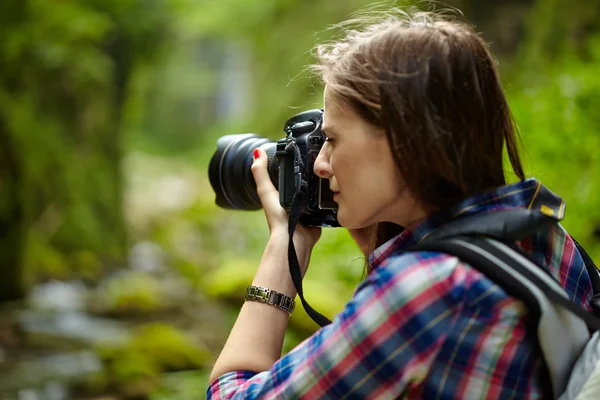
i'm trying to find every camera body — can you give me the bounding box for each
[208,109,339,227]
[276,109,339,227]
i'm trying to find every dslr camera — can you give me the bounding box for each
[208,109,339,227]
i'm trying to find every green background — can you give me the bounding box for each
[1,0,599,398]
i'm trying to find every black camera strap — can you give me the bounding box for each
[285,140,332,328]
[288,192,332,328]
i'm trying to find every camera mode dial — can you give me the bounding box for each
[289,120,315,136]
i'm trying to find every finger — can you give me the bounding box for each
[250,147,284,215]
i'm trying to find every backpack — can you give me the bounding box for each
[409,185,600,400]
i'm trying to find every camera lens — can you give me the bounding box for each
[208,134,278,210]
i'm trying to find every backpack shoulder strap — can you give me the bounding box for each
[571,236,600,311]
[422,183,564,244]
[572,237,600,290]
[411,236,594,398]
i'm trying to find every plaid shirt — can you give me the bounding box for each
[207,178,593,399]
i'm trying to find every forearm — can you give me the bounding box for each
[209,231,312,382]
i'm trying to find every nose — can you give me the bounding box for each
[313,144,332,179]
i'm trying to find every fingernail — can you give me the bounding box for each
[253,149,260,159]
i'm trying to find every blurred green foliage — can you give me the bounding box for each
[2,0,600,398]
[150,370,212,400]
[507,0,600,255]
[93,271,167,316]
[92,323,211,397]
[0,0,183,300]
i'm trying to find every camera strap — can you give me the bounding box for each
[285,140,332,328]
[288,193,332,327]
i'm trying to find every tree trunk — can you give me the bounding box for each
[0,113,27,301]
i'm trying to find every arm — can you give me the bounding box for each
[209,146,320,382]
[208,231,313,381]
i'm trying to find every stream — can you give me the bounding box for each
[0,248,233,400]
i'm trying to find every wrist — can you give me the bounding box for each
[269,227,317,254]
[266,234,313,274]
[251,271,297,299]
[252,236,295,297]
[269,226,290,243]
[245,285,296,315]
[252,231,313,298]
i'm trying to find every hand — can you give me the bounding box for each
[347,224,377,257]
[251,147,321,250]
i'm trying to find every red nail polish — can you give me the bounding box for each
[253,149,260,159]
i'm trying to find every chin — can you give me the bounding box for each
[336,212,366,230]
[335,212,350,228]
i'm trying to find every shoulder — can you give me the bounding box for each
[365,250,514,309]
[369,250,466,288]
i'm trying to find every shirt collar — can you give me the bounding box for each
[368,178,545,269]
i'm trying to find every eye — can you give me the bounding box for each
[321,128,335,143]
[323,132,334,142]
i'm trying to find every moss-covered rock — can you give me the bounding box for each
[95,323,212,398]
[90,271,167,316]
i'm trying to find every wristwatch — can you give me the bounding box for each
[245,286,296,315]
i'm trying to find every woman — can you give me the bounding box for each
[207,9,592,399]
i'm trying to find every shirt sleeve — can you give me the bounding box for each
[206,252,467,400]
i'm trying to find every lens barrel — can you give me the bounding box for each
[208,134,278,210]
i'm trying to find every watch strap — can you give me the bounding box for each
[245,285,296,315]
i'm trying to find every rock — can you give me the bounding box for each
[88,270,196,317]
[129,241,165,273]
[17,310,131,348]
[28,281,88,313]
[0,351,102,393]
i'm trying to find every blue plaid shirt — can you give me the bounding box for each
[208,178,593,399]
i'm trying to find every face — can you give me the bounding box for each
[314,86,425,229]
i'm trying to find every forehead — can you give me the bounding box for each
[323,86,346,124]
[323,85,340,110]
[323,86,387,139]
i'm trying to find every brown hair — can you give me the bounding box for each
[311,8,525,253]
